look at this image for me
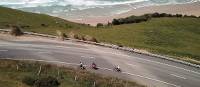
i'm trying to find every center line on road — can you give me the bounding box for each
[127,63,137,67]
[0,45,5,47]
[90,57,95,59]
[81,56,95,59]
[38,51,51,54]
[0,50,8,52]
[170,74,187,79]
[123,72,181,87]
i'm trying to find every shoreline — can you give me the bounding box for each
[69,2,200,26]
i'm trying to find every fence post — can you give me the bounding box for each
[125,81,128,87]
[16,64,19,71]
[74,75,77,81]
[93,81,96,87]
[37,65,42,76]
[57,69,60,77]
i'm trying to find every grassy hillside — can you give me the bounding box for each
[0,6,200,63]
[0,6,91,34]
[0,59,144,87]
[74,18,200,62]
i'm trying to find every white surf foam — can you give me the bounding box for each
[0,0,199,9]
[3,0,193,8]
[0,0,199,20]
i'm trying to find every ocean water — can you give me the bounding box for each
[0,0,199,20]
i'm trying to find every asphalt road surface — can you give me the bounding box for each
[0,36,200,87]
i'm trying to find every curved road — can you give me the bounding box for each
[0,35,200,87]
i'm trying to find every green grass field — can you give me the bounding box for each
[0,6,200,64]
[73,18,200,63]
[0,59,144,87]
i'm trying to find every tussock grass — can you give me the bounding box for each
[10,26,23,36]
[83,35,98,42]
[56,30,67,41]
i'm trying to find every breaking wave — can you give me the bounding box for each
[0,0,199,8]
[0,0,199,20]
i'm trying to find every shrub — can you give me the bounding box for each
[184,15,197,18]
[80,35,86,41]
[10,26,23,36]
[56,30,67,40]
[96,23,104,28]
[112,19,120,25]
[84,35,98,42]
[68,31,82,40]
[112,13,199,25]
[151,12,160,17]
[62,33,68,38]
[118,44,123,47]
[68,31,76,38]
[34,76,60,87]
[73,34,79,39]
[160,13,168,17]
[77,35,83,40]
[175,14,183,17]
[20,25,30,28]
[183,15,188,17]
[22,76,37,86]
[190,15,198,18]
[146,13,184,18]
[107,22,112,26]
[41,24,48,27]
[112,15,150,25]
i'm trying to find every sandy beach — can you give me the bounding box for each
[70,2,200,26]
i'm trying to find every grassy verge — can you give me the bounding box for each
[0,6,200,64]
[0,59,145,87]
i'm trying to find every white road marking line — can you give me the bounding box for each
[0,42,91,52]
[90,57,95,59]
[135,57,200,75]
[0,50,8,52]
[81,56,95,59]
[170,74,187,79]
[127,63,137,67]
[38,51,51,54]
[55,45,91,51]
[123,72,181,87]
[99,67,113,71]
[0,58,181,87]
[55,46,66,48]
[0,45,6,47]
[108,53,200,75]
